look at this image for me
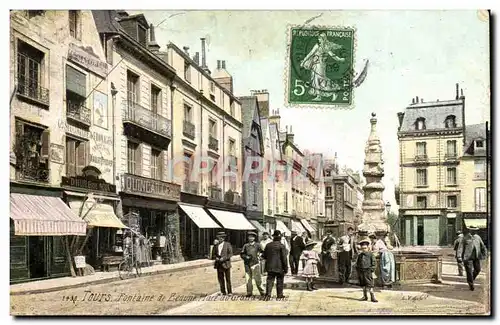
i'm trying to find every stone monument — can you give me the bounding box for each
[358,113,389,237]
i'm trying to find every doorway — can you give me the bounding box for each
[417,217,424,246]
[447,218,456,246]
[28,236,47,279]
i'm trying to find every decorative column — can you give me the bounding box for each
[358,113,389,237]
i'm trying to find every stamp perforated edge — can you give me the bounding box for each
[283,24,358,110]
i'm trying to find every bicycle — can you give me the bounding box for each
[118,252,142,280]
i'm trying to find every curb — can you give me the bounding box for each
[10,257,242,296]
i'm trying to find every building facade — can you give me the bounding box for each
[397,86,465,246]
[260,116,276,233]
[459,123,489,245]
[323,157,339,235]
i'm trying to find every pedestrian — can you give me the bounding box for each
[301,231,309,269]
[211,231,233,295]
[240,231,265,297]
[259,232,272,275]
[337,227,357,284]
[290,231,305,275]
[456,227,487,291]
[263,230,288,298]
[320,230,336,276]
[453,231,464,276]
[356,238,377,303]
[374,235,396,287]
[300,239,320,291]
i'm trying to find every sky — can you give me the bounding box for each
[136,10,490,210]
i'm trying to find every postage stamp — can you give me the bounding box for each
[285,25,356,108]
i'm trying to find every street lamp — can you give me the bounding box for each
[385,201,391,214]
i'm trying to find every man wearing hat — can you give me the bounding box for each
[356,238,378,303]
[262,230,288,298]
[453,231,464,276]
[290,230,306,275]
[211,231,233,295]
[456,227,487,291]
[241,231,265,297]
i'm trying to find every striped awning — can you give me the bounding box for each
[208,209,255,230]
[464,218,487,229]
[249,220,267,235]
[275,220,291,237]
[178,204,220,229]
[300,219,316,233]
[69,198,127,229]
[10,193,87,236]
[291,220,306,234]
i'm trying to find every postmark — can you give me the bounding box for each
[285,25,356,108]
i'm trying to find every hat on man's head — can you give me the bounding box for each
[305,239,317,248]
[216,231,227,237]
[468,226,479,231]
[247,231,257,237]
[272,230,282,237]
[359,238,371,246]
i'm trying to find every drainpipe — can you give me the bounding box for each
[111,83,118,186]
[200,92,203,195]
[222,115,226,196]
[170,83,175,182]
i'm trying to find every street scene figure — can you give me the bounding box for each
[212,232,233,295]
[337,227,357,284]
[289,231,305,275]
[454,231,465,276]
[259,232,272,275]
[263,230,288,298]
[300,240,320,291]
[240,231,265,297]
[456,227,487,291]
[356,239,378,303]
[320,230,336,276]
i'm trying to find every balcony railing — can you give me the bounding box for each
[224,190,241,205]
[208,136,219,151]
[183,180,199,194]
[209,185,222,201]
[414,154,428,162]
[16,166,50,183]
[444,152,458,160]
[123,100,171,138]
[183,120,195,140]
[16,78,50,106]
[67,100,91,126]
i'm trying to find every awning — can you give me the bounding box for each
[291,220,306,234]
[69,198,127,229]
[249,220,267,234]
[64,191,121,201]
[179,204,220,229]
[300,219,316,233]
[10,193,87,236]
[464,218,487,229]
[208,209,255,230]
[276,220,291,236]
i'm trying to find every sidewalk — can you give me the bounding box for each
[10,256,242,295]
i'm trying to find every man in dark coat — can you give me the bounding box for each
[320,230,336,276]
[263,230,288,298]
[337,227,357,284]
[240,231,265,297]
[456,227,487,291]
[289,231,305,275]
[211,231,233,295]
[453,231,464,276]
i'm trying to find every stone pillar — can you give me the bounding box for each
[358,113,389,238]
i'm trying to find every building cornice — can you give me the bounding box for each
[397,127,463,139]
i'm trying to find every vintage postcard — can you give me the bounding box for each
[8,9,491,317]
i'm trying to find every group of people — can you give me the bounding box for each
[453,226,488,291]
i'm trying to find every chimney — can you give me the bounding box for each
[460,88,464,98]
[287,125,295,143]
[213,59,233,93]
[420,98,423,103]
[221,60,226,69]
[217,60,221,69]
[201,38,207,68]
[411,98,415,104]
[183,46,190,57]
[250,89,270,117]
[397,112,405,129]
[456,83,459,99]
[416,96,419,103]
[148,24,160,53]
[268,108,281,128]
[193,52,200,65]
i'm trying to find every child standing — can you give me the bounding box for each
[356,239,378,302]
[300,239,320,291]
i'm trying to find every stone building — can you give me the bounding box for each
[332,173,359,236]
[10,10,124,282]
[459,123,489,246]
[239,95,264,230]
[323,156,339,234]
[396,85,465,246]
[260,116,276,232]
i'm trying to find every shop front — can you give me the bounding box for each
[61,166,126,270]
[10,185,87,283]
[119,173,181,264]
[206,208,256,254]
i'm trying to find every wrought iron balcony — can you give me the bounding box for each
[209,185,222,201]
[16,166,50,183]
[123,100,172,138]
[16,78,50,106]
[183,120,195,140]
[208,136,219,151]
[67,100,91,126]
[414,154,428,163]
[444,153,458,161]
[183,180,199,194]
[224,190,241,205]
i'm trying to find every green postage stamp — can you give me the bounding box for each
[286,26,356,108]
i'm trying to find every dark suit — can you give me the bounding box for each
[456,234,487,286]
[212,241,233,295]
[263,239,288,297]
[289,235,305,275]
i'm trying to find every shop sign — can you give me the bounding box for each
[68,43,108,78]
[74,255,86,269]
[121,173,181,202]
[61,166,116,194]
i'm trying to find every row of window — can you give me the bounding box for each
[126,141,163,180]
[414,115,457,131]
[415,139,484,158]
[415,160,486,187]
[413,187,486,212]
[26,10,81,40]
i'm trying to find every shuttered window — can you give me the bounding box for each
[127,141,141,175]
[151,149,162,180]
[66,65,86,98]
[66,137,88,177]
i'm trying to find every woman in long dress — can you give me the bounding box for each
[371,235,396,287]
[300,33,346,101]
[300,240,321,291]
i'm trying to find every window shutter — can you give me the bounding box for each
[135,144,142,176]
[66,139,76,176]
[159,150,165,181]
[41,129,50,161]
[76,141,86,175]
[66,65,86,97]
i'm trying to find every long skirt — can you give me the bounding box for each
[380,251,396,285]
[357,268,374,288]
